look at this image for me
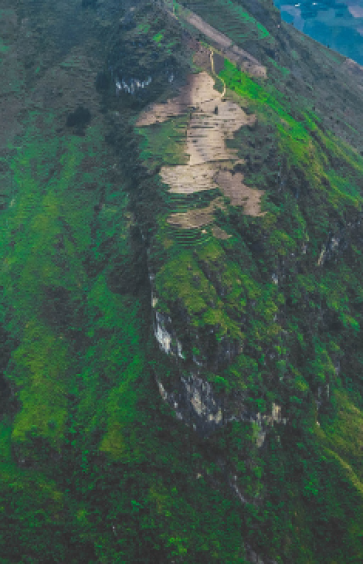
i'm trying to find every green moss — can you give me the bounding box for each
[0,419,13,468]
[0,41,10,54]
[318,391,363,479]
[137,22,151,33]
[137,116,190,168]
[99,356,145,459]
[10,322,69,448]
[268,57,290,76]
[153,31,164,43]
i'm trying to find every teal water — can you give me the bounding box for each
[274,0,363,64]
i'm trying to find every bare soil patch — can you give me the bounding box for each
[229,45,267,79]
[138,70,265,229]
[161,163,218,193]
[187,99,254,166]
[193,45,213,73]
[217,170,265,216]
[136,72,219,127]
[185,12,233,49]
[167,198,224,229]
[212,225,231,239]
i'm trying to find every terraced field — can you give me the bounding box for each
[137,64,266,233]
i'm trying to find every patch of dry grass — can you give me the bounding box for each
[217,170,265,216]
[138,70,265,231]
[167,197,224,228]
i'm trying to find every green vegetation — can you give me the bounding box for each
[153,31,164,43]
[177,0,270,42]
[137,115,190,168]
[3,0,363,562]
[129,5,363,561]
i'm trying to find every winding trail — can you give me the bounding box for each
[210,49,226,98]
[137,70,265,229]
[136,10,267,231]
[162,1,267,78]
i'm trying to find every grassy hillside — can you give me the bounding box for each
[2,0,363,562]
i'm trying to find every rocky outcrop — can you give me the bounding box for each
[317,214,363,266]
[149,257,286,442]
[153,306,183,357]
[154,362,286,443]
[246,543,278,564]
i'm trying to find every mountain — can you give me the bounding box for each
[2,0,363,562]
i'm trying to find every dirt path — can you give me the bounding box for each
[185,11,233,50]
[210,50,226,98]
[137,70,265,231]
[161,1,266,78]
[179,5,267,78]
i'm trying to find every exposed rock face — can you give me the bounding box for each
[154,308,183,357]
[246,543,278,564]
[154,345,285,444]
[317,216,363,266]
[150,270,184,357]
[156,372,223,433]
[149,247,285,443]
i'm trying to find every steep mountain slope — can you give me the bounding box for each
[2,0,363,562]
